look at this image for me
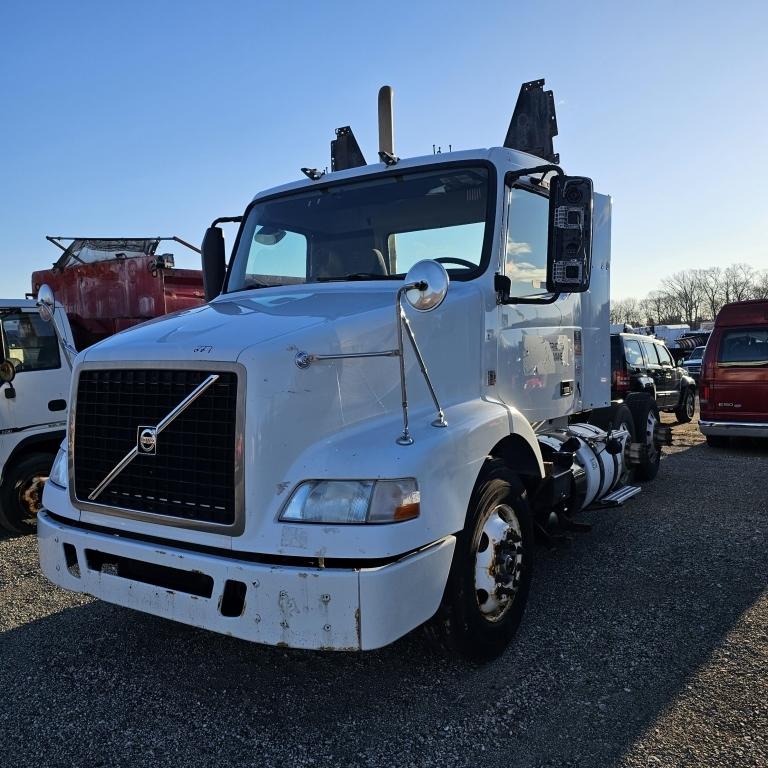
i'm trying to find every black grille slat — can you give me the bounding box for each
[74,369,238,525]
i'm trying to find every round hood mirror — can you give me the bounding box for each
[37,284,55,323]
[403,260,450,312]
[0,360,16,384]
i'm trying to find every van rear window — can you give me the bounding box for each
[718,328,768,366]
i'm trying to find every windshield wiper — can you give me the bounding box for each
[315,273,399,282]
[227,281,281,293]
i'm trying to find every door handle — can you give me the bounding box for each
[48,399,66,412]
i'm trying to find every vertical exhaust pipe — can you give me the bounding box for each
[378,85,395,157]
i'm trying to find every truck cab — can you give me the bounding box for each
[37,82,664,659]
[0,300,74,532]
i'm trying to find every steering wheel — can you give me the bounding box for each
[434,257,476,269]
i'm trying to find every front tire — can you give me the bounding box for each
[675,388,696,423]
[425,460,534,661]
[0,452,53,534]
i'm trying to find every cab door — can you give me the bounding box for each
[654,343,678,407]
[0,309,69,436]
[640,339,668,405]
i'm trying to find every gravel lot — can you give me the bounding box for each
[1,409,766,768]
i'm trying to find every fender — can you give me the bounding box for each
[226,397,546,561]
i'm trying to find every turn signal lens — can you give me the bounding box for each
[369,480,420,523]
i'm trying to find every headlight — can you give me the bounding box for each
[48,448,68,489]
[279,479,420,524]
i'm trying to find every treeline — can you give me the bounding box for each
[610,263,768,328]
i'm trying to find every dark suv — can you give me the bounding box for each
[610,333,697,422]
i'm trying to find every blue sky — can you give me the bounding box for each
[2,0,766,299]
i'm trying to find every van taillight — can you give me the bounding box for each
[700,384,710,401]
[613,369,630,393]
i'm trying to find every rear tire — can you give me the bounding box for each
[626,394,661,481]
[425,459,534,662]
[675,388,696,423]
[0,452,53,534]
[589,403,636,484]
[706,434,729,448]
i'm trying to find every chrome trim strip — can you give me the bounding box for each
[699,420,768,437]
[87,374,220,501]
[69,361,246,536]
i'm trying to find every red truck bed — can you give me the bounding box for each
[31,237,205,349]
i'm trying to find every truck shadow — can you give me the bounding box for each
[1,441,766,767]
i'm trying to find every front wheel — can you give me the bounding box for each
[675,388,696,423]
[425,460,534,661]
[0,452,53,534]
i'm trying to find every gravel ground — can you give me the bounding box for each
[1,409,766,768]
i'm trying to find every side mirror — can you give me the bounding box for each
[403,260,450,311]
[201,226,227,301]
[37,284,56,323]
[546,175,593,293]
[0,360,15,384]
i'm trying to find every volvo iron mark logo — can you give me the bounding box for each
[138,426,158,455]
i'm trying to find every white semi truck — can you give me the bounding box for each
[37,82,666,659]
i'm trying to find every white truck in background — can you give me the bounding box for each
[0,300,75,532]
[37,81,668,660]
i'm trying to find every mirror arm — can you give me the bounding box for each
[505,164,564,186]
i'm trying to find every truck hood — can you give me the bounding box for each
[80,285,399,363]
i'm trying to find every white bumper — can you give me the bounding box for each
[37,511,455,651]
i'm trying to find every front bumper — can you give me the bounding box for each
[38,511,455,651]
[699,420,768,438]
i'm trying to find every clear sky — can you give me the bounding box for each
[2,0,766,300]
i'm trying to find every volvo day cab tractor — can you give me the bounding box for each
[38,82,668,660]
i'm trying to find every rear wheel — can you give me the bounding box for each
[589,403,636,484]
[626,394,661,481]
[425,460,534,661]
[0,452,53,534]
[706,434,729,448]
[675,388,696,423]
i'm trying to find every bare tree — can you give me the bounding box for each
[697,267,723,320]
[610,297,642,326]
[752,270,768,300]
[722,263,756,304]
[662,270,703,326]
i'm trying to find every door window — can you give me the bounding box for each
[642,341,660,365]
[505,187,550,297]
[655,344,674,367]
[1,312,60,372]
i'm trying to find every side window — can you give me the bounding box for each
[623,339,644,368]
[642,341,660,365]
[505,187,550,297]
[656,344,674,367]
[1,312,60,372]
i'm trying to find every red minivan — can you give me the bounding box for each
[699,299,768,447]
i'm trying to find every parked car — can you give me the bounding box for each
[599,332,696,423]
[681,345,706,383]
[699,300,768,447]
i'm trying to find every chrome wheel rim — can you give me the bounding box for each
[474,504,524,622]
[645,411,659,463]
[685,392,695,419]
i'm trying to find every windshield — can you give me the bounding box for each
[687,346,706,360]
[226,166,491,292]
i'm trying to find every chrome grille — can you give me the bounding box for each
[73,368,238,526]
